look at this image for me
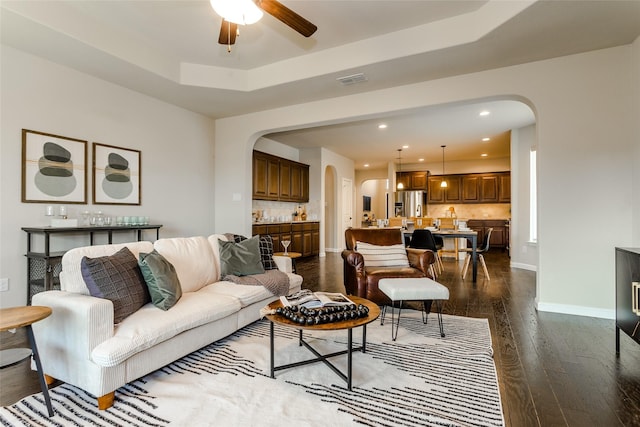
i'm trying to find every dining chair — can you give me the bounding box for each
[408,229,443,276]
[461,227,493,280]
[436,217,458,259]
[438,217,455,229]
[388,217,405,228]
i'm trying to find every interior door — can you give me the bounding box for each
[342,178,353,238]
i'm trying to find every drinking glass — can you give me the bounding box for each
[281,240,291,256]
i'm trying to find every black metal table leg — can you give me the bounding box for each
[270,321,275,378]
[26,325,54,417]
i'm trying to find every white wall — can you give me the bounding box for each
[214,44,637,318]
[0,46,216,307]
[510,125,538,271]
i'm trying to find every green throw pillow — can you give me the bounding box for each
[219,236,265,277]
[138,249,182,310]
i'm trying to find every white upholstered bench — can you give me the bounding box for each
[378,277,450,340]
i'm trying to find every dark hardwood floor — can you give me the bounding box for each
[296,250,640,427]
[2,249,639,426]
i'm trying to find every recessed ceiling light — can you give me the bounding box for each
[479,111,490,116]
[481,153,488,157]
[482,137,491,141]
[418,158,424,162]
[378,124,387,129]
[364,163,370,167]
[402,145,409,149]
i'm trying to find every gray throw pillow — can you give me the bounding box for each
[81,247,150,323]
[219,235,265,277]
[138,249,182,311]
[233,234,278,270]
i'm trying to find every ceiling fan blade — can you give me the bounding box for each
[257,0,317,37]
[218,19,238,45]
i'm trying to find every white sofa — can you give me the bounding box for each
[31,234,303,409]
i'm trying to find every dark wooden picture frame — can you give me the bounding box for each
[92,142,141,205]
[21,129,88,204]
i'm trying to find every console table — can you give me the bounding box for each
[22,225,162,303]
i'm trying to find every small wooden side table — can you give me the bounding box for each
[273,251,302,273]
[0,306,54,416]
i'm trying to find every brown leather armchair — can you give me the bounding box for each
[342,228,436,305]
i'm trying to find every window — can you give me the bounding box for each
[529,147,537,242]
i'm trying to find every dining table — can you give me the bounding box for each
[403,228,479,282]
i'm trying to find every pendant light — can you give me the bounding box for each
[396,149,404,190]
[440,145,448,188]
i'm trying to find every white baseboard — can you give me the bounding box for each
[536,300,615,320]
[510,262,537,272]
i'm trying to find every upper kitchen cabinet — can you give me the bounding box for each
[429,172,510,204]
[480,175,499,202]
[427,177,444,203]
[498,174,511,202]
[252,151,309,202]
[427,175,460,203]
[253,151,280,200]
[396,171,428,191]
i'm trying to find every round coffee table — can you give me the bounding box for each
[265,295,380,390]
[0,306,54,417]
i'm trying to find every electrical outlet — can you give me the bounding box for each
[0,278,8,292]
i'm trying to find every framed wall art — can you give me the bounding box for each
[92,142,141,205]
[21,129,88,204]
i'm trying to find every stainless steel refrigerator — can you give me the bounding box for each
[394,190,427,218]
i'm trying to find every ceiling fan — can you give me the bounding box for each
[212,0,317,50]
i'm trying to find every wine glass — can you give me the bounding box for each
[281,240,291,256]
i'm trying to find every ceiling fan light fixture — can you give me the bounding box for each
[211,0,263,25]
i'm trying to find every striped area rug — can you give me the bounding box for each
[0,311,504,427]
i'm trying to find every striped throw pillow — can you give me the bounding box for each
[356,241,410,267]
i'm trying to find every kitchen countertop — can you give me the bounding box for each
[252,220,319,225]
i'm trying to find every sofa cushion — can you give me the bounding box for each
[257,235,278,270]
[218,236,265,277]
[232,234,278,271]
[154,236,218,293]
[81,247,151,323]
[356,241,410,267]
[91,291,241,367]
[138,249,182,310]
[60,241,155,294]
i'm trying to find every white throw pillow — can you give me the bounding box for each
[356,241,410,267]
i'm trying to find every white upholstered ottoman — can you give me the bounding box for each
[378,277,450,340]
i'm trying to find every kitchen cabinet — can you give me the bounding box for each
[429,172,510,204]
[498,174,511,202]
[467,219,509,250]
[428,176,461,203]
[253,221,319,258]
[427,177,444,203]
[279,161,292,199]
[396,171,428,191]
[252,151,309,202]
[253,151,280,200]
[480,175,499,202]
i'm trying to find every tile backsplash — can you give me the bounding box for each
[425,203,510,220]
[252,200,321,222]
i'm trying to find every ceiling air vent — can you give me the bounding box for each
[336,73,368,86]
